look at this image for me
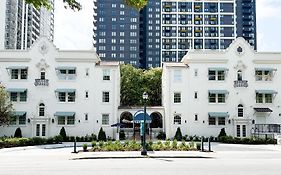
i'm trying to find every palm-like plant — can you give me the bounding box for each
[0,85,13,125]
[123,0,148,10]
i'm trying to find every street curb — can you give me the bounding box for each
[71,155,214,160]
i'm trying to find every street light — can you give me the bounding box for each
[141,92,148,156]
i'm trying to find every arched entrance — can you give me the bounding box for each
[120,111,133,128]
[150,112,164,139]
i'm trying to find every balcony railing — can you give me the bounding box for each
[234,80,248,88]
[34,79,49,86]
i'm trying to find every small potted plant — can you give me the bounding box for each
[82,143,88,152]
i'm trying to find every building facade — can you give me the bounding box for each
[0,37,120,138]
[162,37,280,138]
[0,0,54,50]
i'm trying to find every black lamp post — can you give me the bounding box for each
[141,92,148,156]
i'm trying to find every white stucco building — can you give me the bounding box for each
[0,37,120,138]
[162,37,281,139]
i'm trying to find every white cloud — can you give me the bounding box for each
[256,0,281,20]
[53,0,93,50]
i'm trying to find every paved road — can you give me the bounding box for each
[0,143,281,175]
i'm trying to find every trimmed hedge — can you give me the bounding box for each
[0,136,63,149]
[219,136,277,144]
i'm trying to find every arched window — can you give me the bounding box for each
[174,115,181,125]
[238,104,243,117]
[237,70,242,81]
[40,69,46,80]
[39,103,45,116]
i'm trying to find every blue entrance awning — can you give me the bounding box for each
[55,89,76,93]
[208,90,229,94]
[13,111,26,117]
[133,110,152,123]
[255,90,278,94]
[6,88,27,93]
[208,112,229,117]
[54,112,75,117]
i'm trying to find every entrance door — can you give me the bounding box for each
[35,123,47,137]
[236,124,247,138]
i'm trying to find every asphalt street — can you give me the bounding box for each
[0,143,281,175]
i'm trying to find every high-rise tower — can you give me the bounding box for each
[0,0,54,50]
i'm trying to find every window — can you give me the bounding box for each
[174,92,181,103]
[237,70,242,81]
[194,92,198,99]
[40,70,46,79]
[256,93,273,103]
[19,92,27,102]
[103,69,110,80]
[236,125,241,137]
[255,69,273,81]
[39,103,45,116]
[208,69,225,81]
[195,114,198,121]
[10,92,17,102]
[174,70,182,82]
[238,104,243,117]
[67,116,75,125]
[10,68,28,80]
[242,125,246,137]
[102,114,109,125]
[19,114,26,125]
[85,113,88,121]
[57,68,76,80]
[85,91,89,99]
[10,91,27,102]
[36,124,40,136]
[102,92,110,102]
[42,124,46,136]
[9,116,17,125]
[209,93,226,103]
[208,117,216,125]
[174,115,181,124]
[218,117,225,125]
[58,116,65,125]
[86,68,89,76]
[58,91,76,102]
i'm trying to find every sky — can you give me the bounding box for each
[54,0,281,52]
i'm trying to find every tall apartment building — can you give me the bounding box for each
[93,0,161,68]
[0,0,54,50]
[94,0,256,68]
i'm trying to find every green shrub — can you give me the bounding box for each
[172,139,178,150]
[156,131,166,140]
[91,141,97,148]
[46,137,54,144]
[54,135,63,143]
[98,127,107,141]
[218,128,227,138]
[174,127,183,141]
[91,134,97,141]
[59,127,67,141]
[14,127,22,138]
[82,143,88,152]
[119,130,126,140]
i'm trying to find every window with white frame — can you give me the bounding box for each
[173,70,182,82]
[194,114,198,121]
[208,69,226,81]
[57,90,76,102]
[174,115,181,124]
[102,114,109,125]
[58,115,75,125]
[238,104,243,117]
[85,91,89,99]
[255,69,274,81]
[174,92,181,103]
[103,69,110,80]
[256,93,273,103]
[208,117,216,125]
[56,67,76,80]
[102,92,110,102]
[208,92,226,103]
[218,117,226,125]
[10,68,28,80]
[85,113,88,121]
[9,90,27,102]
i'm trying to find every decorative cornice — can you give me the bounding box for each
[0,58,31,62]
[187,59,228,64]
[55,58,97,62]
[253,60,281,64]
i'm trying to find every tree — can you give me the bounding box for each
[25,0,82,11]
[98,127,106,141]
[59,127,67,141]
[218,128,227,138]
[123,0,148,10]
[14,127,22,138]
[174,127,182,141]
[120,64,162,106]
[0,84,13,125]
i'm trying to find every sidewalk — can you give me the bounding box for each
[71,151,214,160]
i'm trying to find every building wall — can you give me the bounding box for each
[163,38,281,138]
[0,37,120,138]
